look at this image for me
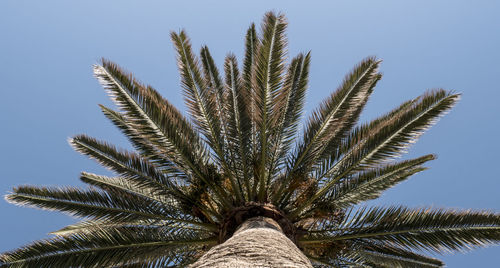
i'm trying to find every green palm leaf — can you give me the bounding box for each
[323,90,459,180]
[291,90,459,218]
[252,12,288,201]
[95,59,231,208]
[321,154,435,210]
[99,104,178,172]
[354,244,444,267]
[5,186,169,222]
[50,218,214,237]
[70,135,178,188]
[170,32,222,161]
[79,172,217,225]
[301,206,500,253]
[80,172,175,207]
[94,60,208,182]
[200,46,229,147]
[200,46,246,202]
[49,219,159,236]
[273,53,310,163]
[171,31,241,204]
[290,57,380,176]
[317,97,418,179]
[281,58,381,211]
[0,226,216,267]
[224,54,253,200]
[269,53,310,203]
[242,23,259,161]
[307,252,368,268]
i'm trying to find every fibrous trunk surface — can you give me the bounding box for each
[190,216,312,268]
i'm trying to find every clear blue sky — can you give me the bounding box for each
[1,0,499,266]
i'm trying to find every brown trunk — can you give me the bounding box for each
[190,216,312,267]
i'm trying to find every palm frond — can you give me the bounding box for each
[200,46,229,144]
[171,31,240,204]
[94,60,210,187]
[242,23,258,93]
[320,154,435,210]
[96,106,225,221]
[314,97,418,180]
[51,217,214,237]
[252,11,287,201]
[272,53,310,164]
[292,90,459,218]
[323,90,459,179]
[290,57,380,176]
[282,58,380,210]
[0,226,216,267]
[199,46,245,201]
[70,135,179,190]
[80,172,174,207]
[5,186,170,222]
[50,219,157,236]
[269,52,310,203]
[99,104,177,171]
[224,54,253,200]
[80,172,217,228]
[301,206,500,253]
[354,243,444,267]
[95,59,233,209]
[170,31,220,158]
[242,23,259,161]
[307,251,369,268]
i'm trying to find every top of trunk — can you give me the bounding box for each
[219,202,298,243]
[191,216,313,268]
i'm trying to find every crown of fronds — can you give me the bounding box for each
[2,12,500,268]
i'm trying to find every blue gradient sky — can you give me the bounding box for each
[1,1,499,266]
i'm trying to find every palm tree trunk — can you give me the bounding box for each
[190,216,312,267]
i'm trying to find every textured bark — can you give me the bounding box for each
[190,216,313,267]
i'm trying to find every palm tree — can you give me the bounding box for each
[1,11,499,267]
